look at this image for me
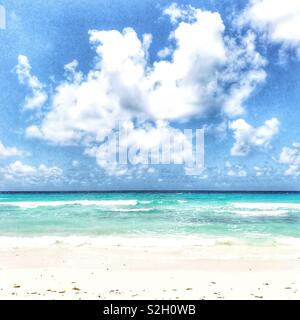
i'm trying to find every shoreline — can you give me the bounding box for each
[0,243,299,300]
[0,234,299,247]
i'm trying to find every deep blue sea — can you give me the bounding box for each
[0,192,299,246]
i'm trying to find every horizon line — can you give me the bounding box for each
[0,190,299,194]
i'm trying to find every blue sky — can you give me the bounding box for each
[1,0,300,191]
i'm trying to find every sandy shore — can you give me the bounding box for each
[0,243,299,299]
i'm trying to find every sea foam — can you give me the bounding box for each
[232,202,300,210]
[0,199,138,209]
[233,210,288,217]
[0,235,238,248]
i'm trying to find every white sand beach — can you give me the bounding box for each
[0,243,299,300]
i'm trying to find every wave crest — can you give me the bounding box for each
[0,199,138,209]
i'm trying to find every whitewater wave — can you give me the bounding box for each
[233,210,288,217]
[275,237,300,246]
[0,199,138,209]
[232,202,300,210]
[111,208,153,212]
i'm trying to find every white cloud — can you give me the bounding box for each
[64,59,83,83]
[163,3,196,24]
[253,165,272,176]
[14,4,270,177]
[239,0,300,57]
[149,10,266,120]
[227,168,247,177]
[2,161,63,182]
[23,5,266,147]
[5,161,36,176]
[147,167,156,174]
[284,165,300,177]
[230,118,280,156]
[157,47,172,59]
[226,161,247,177]
[0,141,25,158]
[16,55,48,109]
[279,143,300,176]
[84,120,196,176]
[279,143,300,164]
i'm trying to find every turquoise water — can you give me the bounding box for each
[0,192,299,246]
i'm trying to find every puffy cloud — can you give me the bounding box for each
[2,161,63,182]
[157,47,172,59]
[279,143,300,176]
[0,141,25,158]
[84,121,199,176]
[23,5,266,147]
[163,2,196,24]
[283,165,300,177]
[227,168,247,177]
[239,0,300,57]
[15,4,270,177]
[4,161,35,176]
[253,165,273,177]
[149,10,266,120]
[16,55,48,109]
[230,118,280,156]
[279,143,300,164]
[226,161,247,177]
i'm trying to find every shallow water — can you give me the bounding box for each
[0,192,299,246]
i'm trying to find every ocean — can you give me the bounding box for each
[0,192,299,247]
